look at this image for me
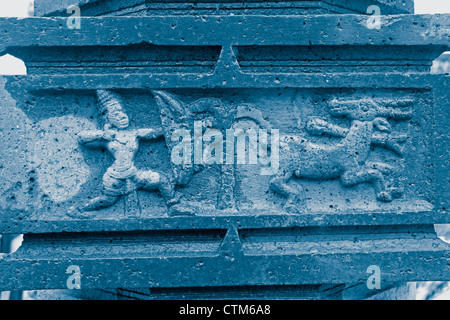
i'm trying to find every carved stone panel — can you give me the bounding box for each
[0,11,449,293]
[0,84,442,226]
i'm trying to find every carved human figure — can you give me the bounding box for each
[270,98,413,214]
[73,90,178,214]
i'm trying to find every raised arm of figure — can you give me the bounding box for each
[136,128,164,140]
[77,130,108,146]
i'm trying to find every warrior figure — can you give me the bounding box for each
[74,90,178,214]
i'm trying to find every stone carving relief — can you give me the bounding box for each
[270,98,413,214]
[67,89,414,218]
[152,90,271,212]
[70,89,271,217]
[69,90,180,217]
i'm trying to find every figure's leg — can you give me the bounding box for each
[270,171,306,213]
[341,166,392,202]
[80,173,125,212]
[67,173,124,218]
[80,195,121,212]
[67,194,121,218]
[135,170,178,207]
[366,162,394,175]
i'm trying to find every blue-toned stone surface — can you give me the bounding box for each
[34,0,414,17]
[0,1,448,297]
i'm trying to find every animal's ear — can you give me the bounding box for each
[373,117,391,132]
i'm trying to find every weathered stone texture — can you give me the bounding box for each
[0,1,448,299]
[35,0,414,17]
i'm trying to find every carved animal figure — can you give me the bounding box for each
[270,98,413,213]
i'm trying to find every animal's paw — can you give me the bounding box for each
[66,206,95,219]
[283,203,303,214]
[283,197,307,214]
[169,203,196,216]
[389,187,404,199]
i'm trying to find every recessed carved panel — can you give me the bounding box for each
[0,85,434,222]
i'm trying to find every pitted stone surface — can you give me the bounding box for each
[34,0,414,17]
[0,3,448,295]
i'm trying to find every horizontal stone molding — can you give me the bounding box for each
[0,226,448,290]
[0,15,449,50]
[34,0,414,17]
